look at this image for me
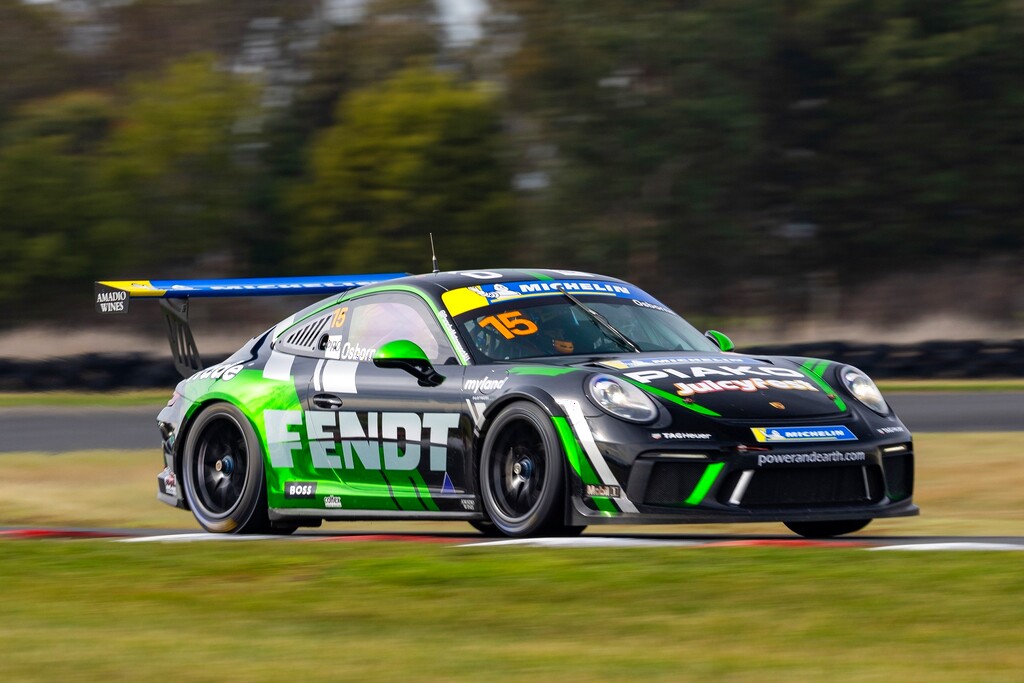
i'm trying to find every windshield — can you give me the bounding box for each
[450,295,717,362]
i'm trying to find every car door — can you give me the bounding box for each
[303,291,475,514]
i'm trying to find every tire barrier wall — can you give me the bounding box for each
[0,340,1022,391]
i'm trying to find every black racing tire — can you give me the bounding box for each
[784,519,872,539]
[181,403,271,534]
[479,401,566,537]
[468,519,505,537]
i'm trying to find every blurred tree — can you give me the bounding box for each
[0,0,73,126]
[780,0,1024,275]
[255,0,441,272]
[98,53,261,271]
[0,91,121,316]
[500,0,775,312]
[266,0,441,179]
[289,66,516,273]
[87,0,318,85]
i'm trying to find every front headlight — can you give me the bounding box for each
[840,367,889,415]
[586,374,659,423]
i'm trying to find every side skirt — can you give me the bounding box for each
[269,508,484,522]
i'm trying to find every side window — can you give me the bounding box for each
[329,293,456,364]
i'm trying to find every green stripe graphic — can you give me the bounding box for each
[552,417,618,514]
[684,462,725,505]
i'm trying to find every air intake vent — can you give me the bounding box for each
[285,316,329,350]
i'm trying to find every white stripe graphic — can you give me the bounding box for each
[464,399,486,431]
[119,533,283,543]
[312,359,325,391]
[557,399,638,513]
[262,351,294,381]
[321,360,358,394]
[869,543,1024,552]
[463,537,699,548]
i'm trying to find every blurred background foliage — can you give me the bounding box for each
[0,0,1022,333]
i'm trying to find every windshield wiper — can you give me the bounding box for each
[553,285,642,353]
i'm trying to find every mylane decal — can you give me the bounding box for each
[750,426,858,443]
[265,410,460,471]
[462,376,508,393]
[674,378,818,397]
[756,450,866,467]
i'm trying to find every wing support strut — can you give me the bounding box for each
[160,298,203,377]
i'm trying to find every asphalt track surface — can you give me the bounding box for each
[0,392,1020,453]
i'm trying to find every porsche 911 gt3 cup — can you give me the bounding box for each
[95,269,916,537]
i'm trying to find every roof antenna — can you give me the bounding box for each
[430,233,440,274]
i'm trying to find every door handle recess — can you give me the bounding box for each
[312,393,344,409]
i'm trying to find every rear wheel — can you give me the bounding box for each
[181,403,278,534]
[784,519,871,538]
[479,402,567,537]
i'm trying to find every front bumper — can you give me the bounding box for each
[569,437,917,526]
[156,400,189,510]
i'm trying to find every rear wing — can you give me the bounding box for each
[95,274,405,378]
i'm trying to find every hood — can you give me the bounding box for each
[577,353,844,420]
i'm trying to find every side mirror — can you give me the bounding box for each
[705,329,735,353]
[372,340,445,387]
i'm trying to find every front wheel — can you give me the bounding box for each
[479,402,567,537]
[181,403,272,534]
[784,519,871,539]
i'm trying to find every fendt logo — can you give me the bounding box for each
[265,410,460,471]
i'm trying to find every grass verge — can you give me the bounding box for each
[876,379,1024,392]
[0,542,1021,681]
[0,434,1022,680]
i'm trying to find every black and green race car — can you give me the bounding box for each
[95,268,916,537]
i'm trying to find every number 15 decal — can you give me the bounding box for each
[478,311,539,340]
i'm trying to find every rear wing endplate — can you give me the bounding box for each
[94,274,405,378]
